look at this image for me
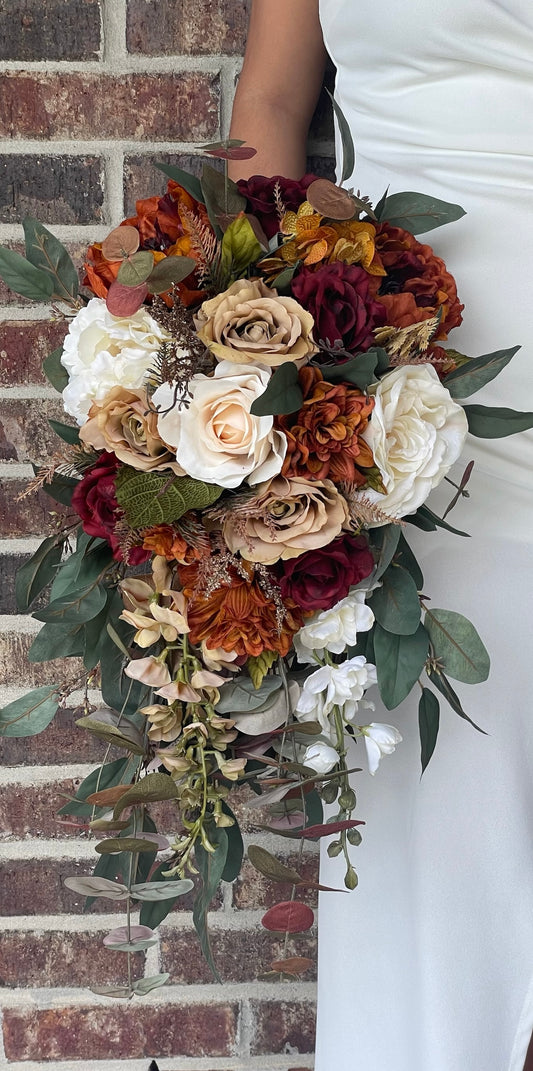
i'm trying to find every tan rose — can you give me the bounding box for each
[195,278,317,367]
[79,386,183,473]
[223,475,349,565]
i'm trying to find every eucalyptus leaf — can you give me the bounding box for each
[139,861,193,929]
[90,985,132,999]
[147,255,196,293]
[426,666,487,733]
[445,346,520,398]
[63,875,129,900]
[464,404,533,438]
[28,621,85,663]
[95,837,158,855]
[105,938,158,952]
[48,418,80,445]
[408,504,470,538]
[424,608,490,684]
[0,246,54,301]
[38,470,79,507]
[250,362,303,417]
[15,532,65,612]
[83,594,114,670]
[115,467,222,528]
[193,826,229,981]
[132,974,170,995]
[117,250,155,287]
[394,533,424,590]
[326,89,355,184]
[76,715,146,755]
[43,347,68,392]
[375,191,465,234]
[370,564,421,635]
[216,674,282,714]
[23,216,79,302]
[370,524,401,583]
[316,348,385,390]
[154,161,204,203]
[373,623,430,709]
[247,845,302,884]
[201,162,246,234]
[33,581,107,625]
[99,593,147,719]
[0,685,59,738]
[418,688,440,773]
[113,772,180,819]
[131,879,194,901]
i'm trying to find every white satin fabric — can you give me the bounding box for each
[315,3,533,1069]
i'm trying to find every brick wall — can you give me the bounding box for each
[0,2,335,1069]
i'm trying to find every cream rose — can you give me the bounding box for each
[361,365,468,523]
[223,475,349,565]
[152,360,287,489]
[195,277,317,367]
[61,297,171,425]
[79,386,181,472]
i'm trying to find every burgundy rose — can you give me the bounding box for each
[279,533,374,612]
[71,452,149,564]
[291,263,386,355]
[236,173,317,239]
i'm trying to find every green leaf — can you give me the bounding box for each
[464,404,533,438]
[216,674,282,714]
[247,845,302,884]
[117,250,155,287]
[201,162,246,235]
[139,861,192,929]
[154,161,204,204]
[23,217,79,303]
[48,418,80,445]
[373,623,430,709]
[131,879,194,901]
[132,974,170,995]
[58,756,136,817]
[64,875,129,900]
[15,532,65,612]
[316,348,386,391]
[37,470,79,507]
[423,608,490,684]
[99,594,147,719]
[394,533,424,590]
[33,582,107,625]
[83,593,113,670]
[250,362,303,417]
[193,826,228,981]
[220,805,244,883]
[0,686,59,738]
[444,346,520,399]
[408,504,470,538]
[146,255,197,293]
[50,534,111,600]
[95,837,158,854]
[326,89,355,184]
[426,667,486,733]
[28,621,85,663]
[0,246,54,301]
[76,714,146,755]
[43,347,68,392]
[370,524,401,583]
[113,772,180,819]
[418,688,440,773]
[375,191,466,234]
[115,467,222,528]
[370,564,421,635]
[221,215,262,278]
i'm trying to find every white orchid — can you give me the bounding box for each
[361,722,403,775]
[303,741,340,774]
[295,656,378,736]
[294,590,375,663]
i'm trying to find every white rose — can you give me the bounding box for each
[361,722,402,775]
[294,590,375,663]
[61,297,171,425]
[303,741,340,775]
[295,656,378,736]
[153,360,287,489]
[361,365,468,523]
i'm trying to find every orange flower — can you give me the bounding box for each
[179,562,304,659]
[277,366,375,485]
[260,201,384,277]
[372,224,463,338]
[142,525,203,564]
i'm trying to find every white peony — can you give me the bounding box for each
[294,590,375,663]
[295,656,378,736]
[61,297,171,425]
[361,364,468,523]
[153,360,287,489]
[361,722,402,775]
[303,741,340,775]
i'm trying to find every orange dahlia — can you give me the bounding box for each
[178,561,304,659]
[372,224,464,338]
[142,525,204,564]
[277,366,375,485]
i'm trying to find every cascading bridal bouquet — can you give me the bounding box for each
[1,129,532,993]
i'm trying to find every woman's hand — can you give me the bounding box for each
[229,0,327,180]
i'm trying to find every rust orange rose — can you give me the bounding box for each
[277,366,375,485]
[373,224,463,338]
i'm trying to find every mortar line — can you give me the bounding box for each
[0,980,315,1008]
[0,1057,314,1071]
[100,0,127,64]
[0,56,223,74]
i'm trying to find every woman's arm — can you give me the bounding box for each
[229,0,327,180]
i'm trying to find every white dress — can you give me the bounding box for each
[315,3,533,1069]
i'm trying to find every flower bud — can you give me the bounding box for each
[344,865,359,890]
[347,827,362,847]
[327,840,343,858]
[339,788,357,811]
[321,781,339,804]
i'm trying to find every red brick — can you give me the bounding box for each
[0,155,105,226]
[0,320,67,387]
[232,854,320,910]
[161,928,317,984]
[0,777,89,839]
[0,931,144,988]
[123,152,207,216]
[0,705,107,766]
[0,859,115,917]
[0,73,220,141]
[3,1002,239,1060]
[126,0,251,56]
[250,1000,316,1056]
[0,480,66,537]
[0,0,101,62]
[0,629,83,688]
[0,398,72,464]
